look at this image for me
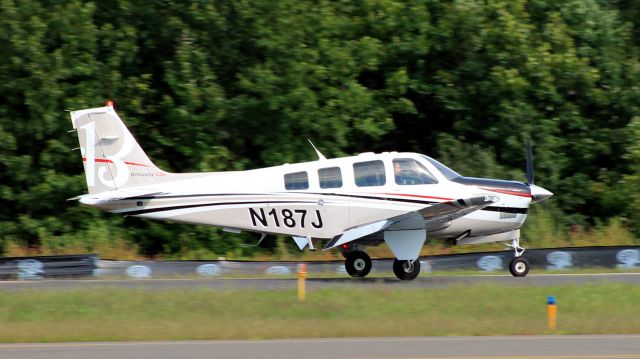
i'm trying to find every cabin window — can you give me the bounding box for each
[393,158,438,185]
[353,160,386,187]
[284,171,309,190]
[318,167,342,189]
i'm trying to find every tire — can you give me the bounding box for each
[393,259,421,280]
[509,257,530,277]
[345,251,372,278]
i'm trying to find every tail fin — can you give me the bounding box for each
[70,103,167,194]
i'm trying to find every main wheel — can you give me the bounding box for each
[345,251,372,278]
[393,259,421,280]
[509,257,530,277]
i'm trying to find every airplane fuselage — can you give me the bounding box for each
[82,151,531,244]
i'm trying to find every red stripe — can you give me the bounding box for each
[82,157,151,168]
[124,160,151,168]
[376,193,454,201]
[480,187,532,198]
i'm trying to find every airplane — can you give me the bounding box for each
[69,101,553,280]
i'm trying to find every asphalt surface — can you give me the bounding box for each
[1,335,639,359]
[0,272,639,291]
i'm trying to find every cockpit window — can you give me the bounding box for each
[393,158,438,185]
[420,155,461,180]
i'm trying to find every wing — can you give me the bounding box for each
[323,195,498,250]
[418,195,499,223]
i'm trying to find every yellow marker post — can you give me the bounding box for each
[547,295,557,330]
[298,263,307,302]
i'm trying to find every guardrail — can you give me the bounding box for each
[426,246,640,272]
[0,254,98,280]
[1,246,638,279]
[98,246,640,278]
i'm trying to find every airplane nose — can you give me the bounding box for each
[530,184,553,203]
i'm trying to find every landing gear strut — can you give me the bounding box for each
[507,237,530,277]
[393,259,421,280]
[344,251,372,278]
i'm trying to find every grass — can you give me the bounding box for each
[0,283,639,342]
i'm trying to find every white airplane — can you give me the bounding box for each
[69,102,553,280]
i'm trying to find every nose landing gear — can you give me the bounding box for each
[507,237,530,277]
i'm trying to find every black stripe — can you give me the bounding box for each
[317,193,528,213]
[320,193,528,214]
[123,201,316,216]
[482,206,528,214]
[304,192,440,205]
[124,192,528,215]
[122,193,277,200]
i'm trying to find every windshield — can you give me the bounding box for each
[420,155,461,180]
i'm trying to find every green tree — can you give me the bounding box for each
[1,0,640,257]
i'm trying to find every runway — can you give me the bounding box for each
[0,335,639,359]
[0,272,639,291]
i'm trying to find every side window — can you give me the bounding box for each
[353,160,386,187]
[284,171,309,190]
[318,167,342,189]
[393,158,438,185]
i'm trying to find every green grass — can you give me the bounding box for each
[1,283,639,342]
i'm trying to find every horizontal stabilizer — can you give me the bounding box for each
[70,189,168,205]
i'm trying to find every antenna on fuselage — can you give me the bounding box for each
[308,139,327,160]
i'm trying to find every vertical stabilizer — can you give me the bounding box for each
[70,104,167,194]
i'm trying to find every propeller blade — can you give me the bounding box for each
[526,143,534,185]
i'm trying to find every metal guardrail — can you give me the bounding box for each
[1,246,638,279]
[99,246,640,278]
[426,246,640,272]
[0,254,98,280]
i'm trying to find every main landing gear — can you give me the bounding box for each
[507,237,530,277]
[393,259,420,280]
[343,250,421,280]
[344,251,372,277]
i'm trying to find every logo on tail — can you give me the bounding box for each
[78,119,135,188]
[71,103,163,194]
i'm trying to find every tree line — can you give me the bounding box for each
[1,0,639,258]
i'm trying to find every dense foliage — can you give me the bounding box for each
[1,0,639,258]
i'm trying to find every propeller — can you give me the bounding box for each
[525,143,553,203]
[525,143,534,185]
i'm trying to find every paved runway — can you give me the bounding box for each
[0,272,639,291]
[0,335,639,359]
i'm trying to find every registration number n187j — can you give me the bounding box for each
[249,208,323,229]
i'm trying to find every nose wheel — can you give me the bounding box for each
[344,251,372,277]
[393,259,421,280]
[509,257,530,277]
[505,236,530,277]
